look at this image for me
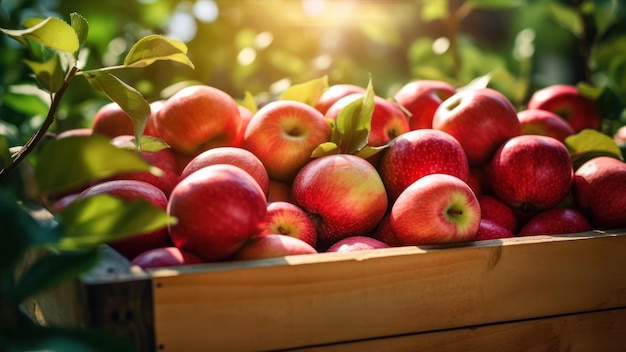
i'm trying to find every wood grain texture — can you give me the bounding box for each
[292,307,626,352]
[150,230,626,351]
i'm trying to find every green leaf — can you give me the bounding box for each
[57,194,175,250]
[0,16,80,53]
[548,2,583,37]
[240,91,258,113]
[70,12,89,48]
[2,84,51,117]
[34,134,155,195]
[311,142,339,158]
[24,54,66,93]
[332,76,375,154]
[113,135,171,152]
[457,72,492,93]
[85,73,151,143]
[565,129,624,169]
[421,0,449,22]
[123,34,195,69]
[280,75,329,106]
[11,248,100,304]
[0,193,62,272]
[466,0,526,9]
[354,144,389,160]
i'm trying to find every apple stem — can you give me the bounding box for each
[447,209,463,216]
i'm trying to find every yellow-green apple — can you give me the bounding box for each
[393,79,456,130]
[261,201,317,248]
[378,129,469,201]
[131,247,204,269]
[324,93,410,147]
[267,179,292,203]
[231,105,254,147]
[473,219,514,241]
[91,102,134,138]
[573,156,626,228]
[167,164,268,261]
[107,135,181,197]
[517,108,575,142]
[291,154,388,246]
[314,83,366,115]
[477,194,518,233]
[231,234,317,260]
[242,100,332,182]
[488,135,573,211]
[326,236,390,253]
[432,88,521,166]
[154,84,242,157]
[527,84,601,132]
[371,214,403,247]
[517,208,592,236]
[77,180,172,260]
[390,173,481,245]
[180,146,270,198]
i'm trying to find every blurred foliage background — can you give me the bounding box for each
[1,0,625,140]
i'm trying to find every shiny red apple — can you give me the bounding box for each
[393,79,456,130]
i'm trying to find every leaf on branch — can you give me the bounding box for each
[57,194,176,249]
[280,75,329,106]
[24,54,66,93]
[124,34,195,69]
[85,73,151,143]
[34,134,156,195]
[0,16,80,53]
[70,12,89,48]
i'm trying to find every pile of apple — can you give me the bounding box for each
[52,79,626,269]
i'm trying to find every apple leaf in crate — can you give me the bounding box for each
[123,34,195,69]
[56,194,175,250]
[565,129,624,169]
[34,134,157,196]
[330,76,375,155]
[0,16,79,54]
[112,135,171,153]
[84,73,151,143]
[239,91,258,114]
[280,75,329,107]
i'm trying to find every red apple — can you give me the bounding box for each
[131,247,205,269]
[167,164,268,261]
[56,128,93,139]
[573,156,626,228]
[107,135,181,197]
[517,208,592,236]
[488,135,573,211]
[326,236,390,253]
[477,194,518,233]
[324,93,410,147]
[371,214,403,247]
[77,180,172,260]
[314,83,366,115]
[144,100,165,138]
[390,173,481,245]
[393,79,456,130]
[91,102,134,138]
[527,84,601,132]
[231,105,255,147]
[517,108,576,142]
[261,201,317,248]
[473,219,515,241]
[242,100,332,182]
[467,166,488,196]
[291,154,388,246]
[154,84,242,157]
[231,234,317,260]
[180,146,270,198]
[378,129,469,201]
[432,88,521,166]
[267,179,292,203]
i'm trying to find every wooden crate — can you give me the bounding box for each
[23,229,626,352]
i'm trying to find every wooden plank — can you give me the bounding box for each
[150,230,626,352]
[292,307,626,352]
